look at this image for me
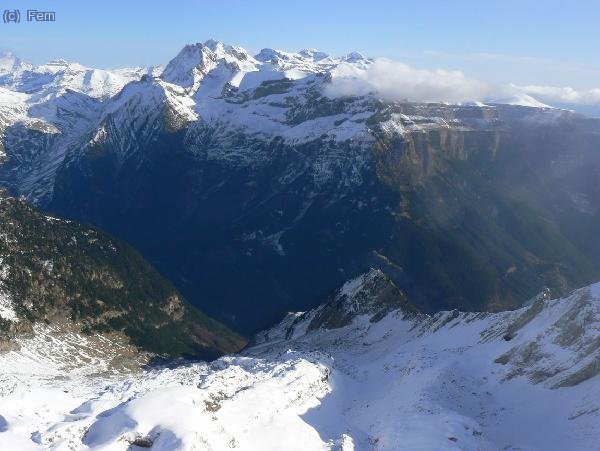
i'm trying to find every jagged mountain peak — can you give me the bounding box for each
[87,76,197,163]
[161,39,259,91]
[202,38,250,58]
[254,269,419,344]
[0,51,32,75]
[344,51,366,62]
[0,53,154,105]
[41,58,75,69]
[254,46,349,73]
[298,48,330,61]
[308,269,419,330]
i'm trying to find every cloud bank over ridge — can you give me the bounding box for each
[326,58,600,116]
[326,59,490,104]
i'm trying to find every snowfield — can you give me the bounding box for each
[1,271,599,450]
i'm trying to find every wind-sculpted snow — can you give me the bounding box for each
[1,272,599,450]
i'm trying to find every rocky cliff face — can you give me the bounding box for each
[1,41,600,334]
[0,194,245,359]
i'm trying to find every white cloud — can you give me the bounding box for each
[325,58,490,104]
[324,58,600,117]
[514,84,600,105]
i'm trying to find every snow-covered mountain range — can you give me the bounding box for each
[1,38,599,451]
[0,49,160,201]
[0,40,377,203]
[0,40,561,204]
[1,40,600,336]
[1,269,598,450]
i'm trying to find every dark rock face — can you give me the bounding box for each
[0,195,245,358]
[40,103,600,335]
[47,122,394,334]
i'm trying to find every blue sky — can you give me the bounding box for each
[2,0,600,89]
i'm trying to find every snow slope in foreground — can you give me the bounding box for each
[0,272,599,450]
